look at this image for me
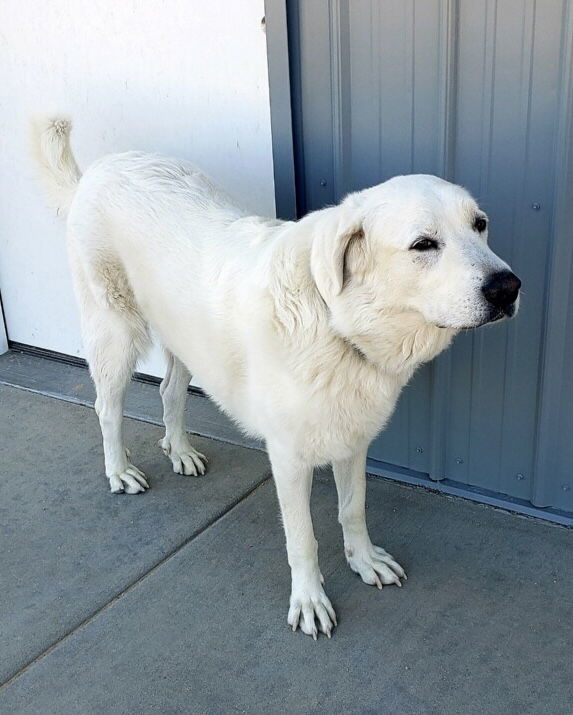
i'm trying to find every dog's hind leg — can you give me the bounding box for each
[75,254,150,494]
[158,351,207,476]
[85,308,149,494]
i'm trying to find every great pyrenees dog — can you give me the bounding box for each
[32,118,520,638]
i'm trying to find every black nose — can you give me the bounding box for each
[481,270,521,309]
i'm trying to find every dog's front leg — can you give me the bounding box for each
[333,445,407,589]
[268,443,336,639]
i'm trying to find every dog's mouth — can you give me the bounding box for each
[486,302,517,324]
[435,303,517,331]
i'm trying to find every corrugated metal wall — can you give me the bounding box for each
[288,0,573,516]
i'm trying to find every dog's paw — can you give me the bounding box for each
[346,543,407,589]
[288,586,337,639]
[108,464,149,494]
[159,436,207,476]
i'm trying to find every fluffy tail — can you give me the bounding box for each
[30,117,81,215]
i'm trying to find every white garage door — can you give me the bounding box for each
[0,0,275,378]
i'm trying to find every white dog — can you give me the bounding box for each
[32,118,520,638]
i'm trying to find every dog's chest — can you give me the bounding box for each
[292,369,405,463]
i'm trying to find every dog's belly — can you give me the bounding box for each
[129,282,266,437]
[141,293,402,458]
[136,279,404,461]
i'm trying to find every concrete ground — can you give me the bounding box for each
[1,383,572,715]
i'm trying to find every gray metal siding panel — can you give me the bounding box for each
[446,0,565,501]
[288,0,573,514]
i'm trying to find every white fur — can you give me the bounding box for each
[31,117,518,638]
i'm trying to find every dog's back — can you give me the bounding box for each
[30,118,287,421]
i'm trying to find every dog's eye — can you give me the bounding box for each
[474,216,488,233]
[410,237,439,251]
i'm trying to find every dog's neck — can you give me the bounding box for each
[334,312,457,378]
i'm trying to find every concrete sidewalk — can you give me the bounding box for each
[1,384,572,714]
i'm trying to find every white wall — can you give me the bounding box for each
[0,303,7,355]
[0,0,275,376]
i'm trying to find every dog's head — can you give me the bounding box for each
[311,175,520,340]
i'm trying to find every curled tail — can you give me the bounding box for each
[30,117,81,215]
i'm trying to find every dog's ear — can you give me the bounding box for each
[310,206,364,303]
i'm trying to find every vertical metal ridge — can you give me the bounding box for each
[497,0,537,492]
[478,0,498,203]
[328,0,342,201]
[437,0,459,181]
[376,0,383,179]
[429,0,459,482]
[468,326,487,482]
[265,0,298,220]
[467,0,498,482]
[532,0,573,507]
[409,0,416,172]
[328,0,351,201]
[284,0,307,217]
